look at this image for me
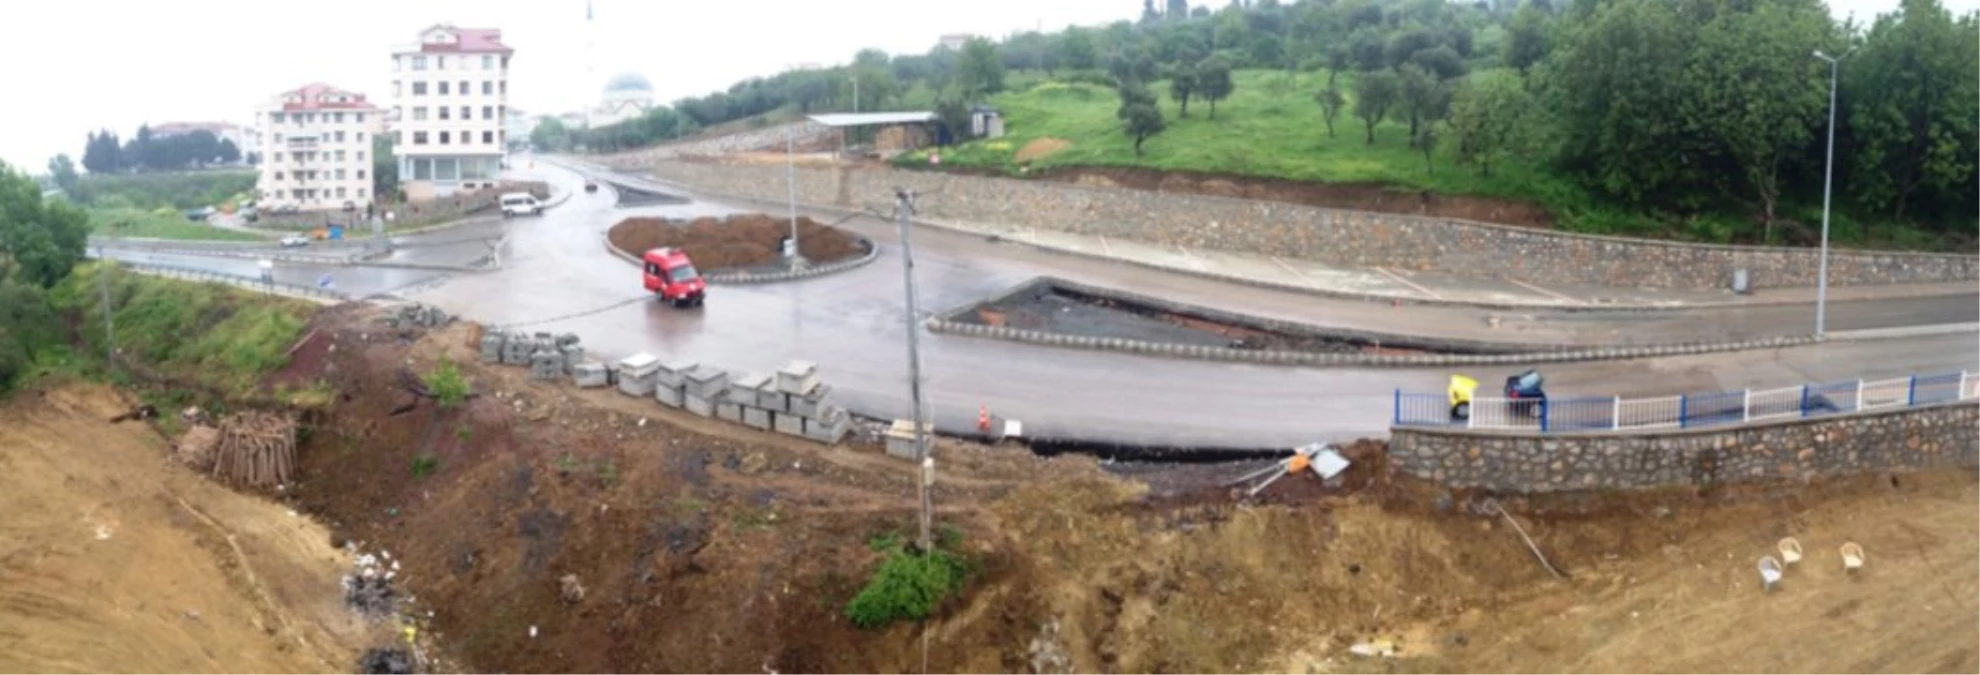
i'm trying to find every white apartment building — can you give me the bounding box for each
[254,83,379,211]
[391,24,513,201]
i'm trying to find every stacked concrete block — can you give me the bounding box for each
[617,353,662,397]
[716,400,745,422]
[805,405,852,444]
[776,360,821,398]
[883,419,930,459]
[773,410,806,437]
[529,344,564,380]
[479,329,507,364]
[653,359,694,408]
[730,374,773,429]
[790,384,833,418]
[555,333,584,375]
[502,332,537,365]
[683,366,728,417]
[573,362,610,388]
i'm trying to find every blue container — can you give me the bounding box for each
[328,224,344,240]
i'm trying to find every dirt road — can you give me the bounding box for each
[0,384,379,673]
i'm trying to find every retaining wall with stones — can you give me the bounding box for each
[625,160,1977,291]
[1389,402,1979,492]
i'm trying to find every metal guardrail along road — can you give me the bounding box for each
[1396,370,1978,433]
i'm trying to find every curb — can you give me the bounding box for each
[923,316,1821,368]
[598,225,882,285]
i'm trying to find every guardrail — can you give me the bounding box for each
[1395,370,1978,432]
[117,261,351,301]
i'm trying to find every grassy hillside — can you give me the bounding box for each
[87,207,265,241]
[76,170,257,211]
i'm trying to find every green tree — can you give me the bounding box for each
[82,130,121,174]
[1545,0,1699,205]
[216,139,241,164]
[373,135,399,201]
[1845,0,1980,221]
[1447,68,1531,177]
[933,95,972,144]
[0,161,89,288]
[1681,0,1830,238]
[530,117,571,152]
[46,154,80,198]
[1117,82,1167,155]
[1315,83,1346,138]
[1353,69,1400,144]
[1167,0,1190,21]
[1395,63,1450,146]
[1058,28,1099,70]
[1168,59,1198,118]
[1502,3,1552,74]
[957,38,1006,97]
[0,255,61,393]
[1142,0,1162,24]
[1194,55,1234,118]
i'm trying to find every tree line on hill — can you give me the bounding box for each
[553,0,1977,238]
[79,126,242,174]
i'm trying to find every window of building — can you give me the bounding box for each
[334,131,345,142]
[482,55,493,69]
[460,106,471,120]
[270,112,285,123]
[482,105,494,120]
[501,56,510,69]
[412,158,432,180]
[459,80,469,96]
[358,169,367,180]
[482,130,494,145]
[439,81,450,95]
[413,131,428,145]
[292,189,304,199]
[437,55,448,70]
[436,158,459,181]
[273,133,283,143]
[356,113,366,124]
[439,131,450,144]
[358,188,367,199]
[336,169,347,180]
[357,150,365,161]
[274,171,284,180]
[482,81,492,95]
[412,55,426,70]
[499,81,507,95]
[333,112,344,123]
[412,82,427,95]
[336,187,347,198]
[438,107,450,120]
[356,131,365,142]
[334,150,346,162]
[462,129,472,144]
[412,106,428,121]
[273,152,283,162]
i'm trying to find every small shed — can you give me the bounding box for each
[969,105,1004,139]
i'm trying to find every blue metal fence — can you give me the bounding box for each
[1397,369,1975,433]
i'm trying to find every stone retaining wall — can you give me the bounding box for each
[1389,402,1979,492]
[626,160,1978,291]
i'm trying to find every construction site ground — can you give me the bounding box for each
[2,303,1974,672]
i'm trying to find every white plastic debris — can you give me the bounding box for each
[529,625,538,638]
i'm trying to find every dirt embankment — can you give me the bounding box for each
[268,305,1976,673]
[1031,166,1558,228]
[608,213,865,271]
[0,383,383,673]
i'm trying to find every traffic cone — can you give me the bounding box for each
[977,406,991,434]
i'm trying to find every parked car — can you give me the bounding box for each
[279,235,311,248]
[584,180,599,193]
[185,206,216,222]
[499,192,545,217]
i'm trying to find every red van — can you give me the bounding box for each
[642,247,706,308]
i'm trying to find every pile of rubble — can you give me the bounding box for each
[480,329,585,381]
[381,303,453,329]
[342,547,403,619]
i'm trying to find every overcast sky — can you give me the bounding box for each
[0,0,1963,173]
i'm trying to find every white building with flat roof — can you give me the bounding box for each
[390,24,513,201]
[253,83,379,211]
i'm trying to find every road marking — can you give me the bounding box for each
[1098,235,1112,255]
[1374,267,1442,299]
[1270,256,1316,284]
[1507,278,1584,304]
[1027,227,1039,243]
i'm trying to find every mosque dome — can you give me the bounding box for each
[603,72,653,94]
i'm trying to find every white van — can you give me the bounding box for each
[499,192,544,217]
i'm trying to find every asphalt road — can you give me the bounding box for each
[110,161,1980,448]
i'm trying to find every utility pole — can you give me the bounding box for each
[784,70,802,264]
[95,248,115,373]
[895,188,933,553]
[1812,48,1854,338]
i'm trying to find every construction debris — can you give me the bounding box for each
[1227,443,1347,497]
[344,550,400,619]
[559,574,586,604]
[173,425,222,471]
[1485,499,1568,580]
[210,410,298,488]
[382,303,453,328]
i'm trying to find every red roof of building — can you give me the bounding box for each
[417,25,513,55]
[279,83,380,112]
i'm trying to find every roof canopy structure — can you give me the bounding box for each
[807,112,936,128]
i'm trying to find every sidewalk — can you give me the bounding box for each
[923,218,1977,311]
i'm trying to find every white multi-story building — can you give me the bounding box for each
[390,24,513,201]
[253,83,379,211]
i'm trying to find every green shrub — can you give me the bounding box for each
[411,453,439,480]
[845,539,969,628]
[422,357,469,407]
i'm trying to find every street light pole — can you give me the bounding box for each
[786,121,799,261]
[895,188,933,553]
[1813,48,1854,338]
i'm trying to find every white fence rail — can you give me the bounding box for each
[1398,370,1979,433]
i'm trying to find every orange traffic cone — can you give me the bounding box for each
[978,406,991,434]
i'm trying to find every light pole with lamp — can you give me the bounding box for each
[783,70,803,265]
[1811,47,1854,338]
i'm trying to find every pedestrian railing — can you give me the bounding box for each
[118,262,349,301]
[1395,370,1978,433]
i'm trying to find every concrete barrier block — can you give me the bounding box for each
[617,353,662,396]
[654,382,684,407]
[804,415,850,445]
[684,366,729,399]
[776,360,821,395]
[791,383,832,417]
[773,411,806,436]
[742,406,772,430]
[758,389,789,413]
[479,330,506,363]
[716,401,744,422]
[684,393,716,417]
[656,359,698,389]
[572,362,609,388]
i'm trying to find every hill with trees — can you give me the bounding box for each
[577,0,1978,250]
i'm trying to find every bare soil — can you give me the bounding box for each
[0,383,386,673]
[608,213,865,271]
[1034,166,1558,228]
[262,305,1974,673]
